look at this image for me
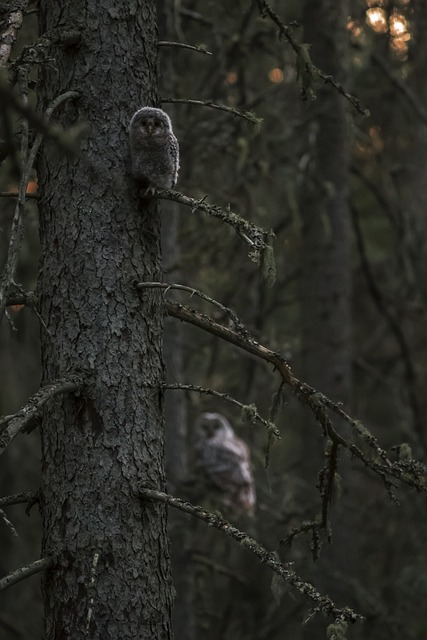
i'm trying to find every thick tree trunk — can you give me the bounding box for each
[36,2,174,638]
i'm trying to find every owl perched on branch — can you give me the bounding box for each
[129,107,179,189]
[195,412,256,515]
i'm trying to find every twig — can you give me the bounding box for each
[255,0,369,116]
[192,553,247,585]
[0,76,79,148]
[0,191,38,199]
[165,300,427,494]
[163,383,280,439]
[140,487,362,623]
[278,440,338,555]
[0,0,29,67]
[371,52,427,126]
[0,491,33,508]
[136,281,250,337]
[158,41,212,55]
[154,188,271,260]
[5,285,37,307]
[0,89,79,324]
[0,558,53,593]
[0,373,84,455]
[160,98,262,127]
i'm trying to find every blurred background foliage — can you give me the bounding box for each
[2,0,427,638]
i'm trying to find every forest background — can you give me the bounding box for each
[1,0,427,639]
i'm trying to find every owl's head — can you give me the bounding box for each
[129,107,171,141]
[196,412,234,440]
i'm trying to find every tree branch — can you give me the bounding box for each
[0,558,53,593]
[160,98,262,127]
[163,383,280,439]
[0,373,84,455]
[158,41,212,55]
[0,491,34,508]
[0,89,79,324]
[136,281,251,337]
[140,487,362,623]
[165,300,427,494]
[255,0,369,116]
[154,189,272,262]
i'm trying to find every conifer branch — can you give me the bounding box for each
[0,558,53,593]
[0,374,84,455]
[140,487,362,623]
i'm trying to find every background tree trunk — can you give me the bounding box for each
[300,0,352,411]
[36,1,174,638]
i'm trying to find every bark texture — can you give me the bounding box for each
[36,2,174,638]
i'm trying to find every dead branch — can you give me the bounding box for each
[0,190,38,198]
[0,491,34,508]
[140,487,362,623]
[158,41,212,55]
[255,0,369,116]
[0,558,53,593]
[163,383,280,439]
[165,300,427,494]
[160,98,262,127]
[136,281,250,337]
[0,89,79,324]
[0,373,84,455]
[154,188,272,261]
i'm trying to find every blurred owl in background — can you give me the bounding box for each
[195,412,256,515]
[129,106,179,189]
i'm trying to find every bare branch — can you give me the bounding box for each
[158,41,212,55]
[140,487,362,623]
[5,285,37,307]
[163,383,280,439]
[0,373,84,455]
[136,281,251,337]
[165,300,427,493]
[255,0,369,116]
[0,558,53,593]
[160,98,262,127]
[0,491,34,508]
[0,190,38,198]
[154,188,272,261]
[0,0,29,67]
[0,89,79,324]
[278,440,338,556]
[0,76,80,147]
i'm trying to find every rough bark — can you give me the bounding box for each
[36,1,174,639]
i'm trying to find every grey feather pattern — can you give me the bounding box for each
[195,412,256,514]
[129,107,179,189]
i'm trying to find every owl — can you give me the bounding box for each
[195,412,256,515]
[129,107,179,189]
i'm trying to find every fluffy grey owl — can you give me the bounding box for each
[129,107,179,189]
[195,412,256,515]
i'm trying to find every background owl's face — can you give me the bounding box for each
[197,412,232,440]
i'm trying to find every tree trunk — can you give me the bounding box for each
[300,0,352,411]
[36,2,174,638]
